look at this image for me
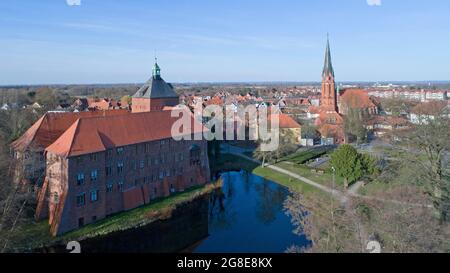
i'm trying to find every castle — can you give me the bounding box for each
[12,61,211,236]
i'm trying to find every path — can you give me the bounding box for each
[221,143,432,208]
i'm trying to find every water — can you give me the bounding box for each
[37,171,308,253]
[191,171,309,253]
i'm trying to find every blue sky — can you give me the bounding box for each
[1,0,449,85]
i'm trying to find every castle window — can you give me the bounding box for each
[90,190,99,202]
[76,193,86,207]
[118,181,124,192]
[106,183,113,193]
[190,145,201,166]
[116,147,124,155]
[90,153,97,161]
[76,173,85,185]
[53,192,59,203]
[90,170,98,182]
[76,156,83,165]
[105,166,112,177]
[117,162,124,174]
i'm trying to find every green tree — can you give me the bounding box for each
[359,153,380,178]
[330,144,363,188]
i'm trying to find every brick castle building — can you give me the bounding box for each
[13,61,210,236]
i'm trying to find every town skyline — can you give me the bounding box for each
[1,0,450,85]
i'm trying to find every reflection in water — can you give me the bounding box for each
[38,171,308,253]
[254,179,287,225]
[192,171,308,253]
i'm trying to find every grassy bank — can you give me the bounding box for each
[218,153,330,195]
[8,182,221,252]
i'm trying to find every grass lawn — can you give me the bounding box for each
[253,166,317,194]
[275,162,346,190]
[282,147,330,164]
[8,182,221,252]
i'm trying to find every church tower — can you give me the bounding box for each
[132,59,179,113]
[320,36,338,113]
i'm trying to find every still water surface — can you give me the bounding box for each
[192,171,309,253]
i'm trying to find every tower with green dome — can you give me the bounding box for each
[132,58,179,113]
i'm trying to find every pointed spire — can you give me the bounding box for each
[322,34,334,78]
[152,57,161,79]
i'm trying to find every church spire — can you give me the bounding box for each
[322,34,334,79]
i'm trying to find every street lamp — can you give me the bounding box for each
[331,166,336,190]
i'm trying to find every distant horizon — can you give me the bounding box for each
[2,80,450,88]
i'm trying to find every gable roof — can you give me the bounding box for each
[269,113,301,129]
[46,110,206,158]
[11,110,130,152]
[340,89,377,109]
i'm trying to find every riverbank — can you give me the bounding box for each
[7,181,222,252]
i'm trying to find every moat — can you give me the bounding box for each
[190,171,308,253]
[39,171,308,253]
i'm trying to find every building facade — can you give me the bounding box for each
[37,110,210,236]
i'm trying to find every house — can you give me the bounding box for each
[409,101,448,124]
[269,113,302,144]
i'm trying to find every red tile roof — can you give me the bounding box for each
[11,110,130,152]
[46,110,206,157]
[269,113,301,129]
[340,89,377,109]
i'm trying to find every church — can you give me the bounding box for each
[314,37,346,144]
[313,37,378,144]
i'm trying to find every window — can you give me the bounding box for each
[117,147,124,155]
[90,153,97,161]
[159,171,164,180]
[190,145,201,166]
[139,160,145,169]
[145,143,151,153]
[78,217,85,227]
[91,170,98,182]
[118,181,124,192]
[106,149,113,158]
[117,162,124,174]
[76,173,85,185]
[90,190,99,202]
[76,193,86,207]
[76,156,83,164]
[53,192,59,203]
[106,183,113,193]
[106,166,112,177]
